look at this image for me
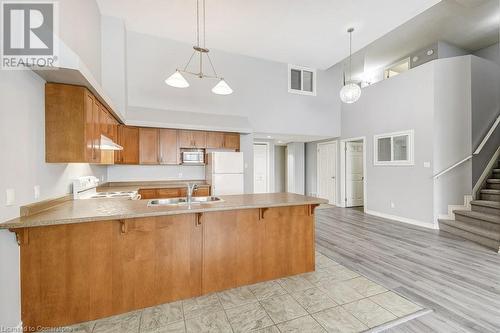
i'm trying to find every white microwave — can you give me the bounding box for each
[181,150,204,164]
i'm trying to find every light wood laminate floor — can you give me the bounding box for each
[315,206,500,333]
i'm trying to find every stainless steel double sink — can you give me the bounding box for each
[148,196,223,207]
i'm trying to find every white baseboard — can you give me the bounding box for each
[365,209,437,230]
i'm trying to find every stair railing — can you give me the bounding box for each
[433,113,500,180]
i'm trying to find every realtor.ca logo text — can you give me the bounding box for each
[1,1,59,70]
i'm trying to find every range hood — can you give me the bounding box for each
[100,135,123,151]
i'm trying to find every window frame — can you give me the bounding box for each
[383,57,410,79]
[373,130,414,166]
[288,64,317,96]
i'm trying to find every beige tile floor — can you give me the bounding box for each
[45,252,426,333]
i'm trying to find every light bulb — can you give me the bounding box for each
[212,79,233,95]
[165,70,189,88]
[340,83,361,104]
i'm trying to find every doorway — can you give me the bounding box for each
[340,138,366,208]
[316,141,337,204]
[253,143,269,193]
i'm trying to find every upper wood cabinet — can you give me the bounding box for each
[223,133,240,150]
[206,132,225,149]
[46,83,104,163]
[159,129,179,165]
[139,128,159,164]
[116,125,139,164]
[203,131,241,150]
[179,130,207,148]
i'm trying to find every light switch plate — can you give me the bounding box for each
[390,201,395,208]
[34,185,40,200]
[423,162,431,168]
[6,189,15,206]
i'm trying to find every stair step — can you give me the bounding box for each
[471,200,500,216]
[439,221,500,252]
[486,179,500,190]
[439,219,500,241]
[493,169,500,179]
[481,189,500,202]
[454,210,500,224]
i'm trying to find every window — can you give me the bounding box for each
[374,130,414,166]
[288,64,316,96]
[384,58,410,79]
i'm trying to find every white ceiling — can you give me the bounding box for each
[96,0,442,69]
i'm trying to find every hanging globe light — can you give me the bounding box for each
[340,82,361,104]
[340,28,361,104]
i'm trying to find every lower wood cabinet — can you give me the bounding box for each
[20,215,202,329]
[18,205,314,330]
[139,187,210,200]
[201,206,314,293]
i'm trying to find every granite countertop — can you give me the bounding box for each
[0,193,327,229]
[97,180,210,193]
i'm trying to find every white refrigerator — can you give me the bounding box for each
[206,152,244,195]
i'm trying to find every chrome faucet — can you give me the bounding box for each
[186,183,199,205]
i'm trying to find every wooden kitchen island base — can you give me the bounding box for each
[16,205,316,330]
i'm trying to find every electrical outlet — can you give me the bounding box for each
[178,173,183,179]
[390,201,395,209]
[423,162,431,168]
[34,185,40,200]
[6,189,15,206]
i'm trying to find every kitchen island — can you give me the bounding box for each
[1,193,326,330]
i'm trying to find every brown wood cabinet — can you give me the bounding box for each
[46,84,100,163]
[224,132,240,150]
[116,125,139,164]
[44,83,239,165]
[139,128,159,164]
[202,209,264,293]
[139,186,210,200]
[17,205,315,330]
[202,206,314,293]
[206,132,225,149]
[45,83,121,164]
[20,215,202,329]
[179,130,207,148]
[159,129,179,164]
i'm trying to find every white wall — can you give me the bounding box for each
[286,143,305,195]
[0,70,107,328]
[240,134,255,193]
[124,31,341,137]
[101,16,128,117]
[274,146,286,193]
[474,43,500,66]
[470,56,500,185]
[107,165,205,182]
[59,0,102,82]
[342,61,435,226]
[433,56,473,221]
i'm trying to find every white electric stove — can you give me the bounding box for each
[72,176,140,200]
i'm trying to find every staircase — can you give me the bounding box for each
[439,161,500,253]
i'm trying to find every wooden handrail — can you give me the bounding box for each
[434,113,499,179]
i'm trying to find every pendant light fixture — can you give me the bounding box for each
[165,0,233,95]
[340,28,361,104]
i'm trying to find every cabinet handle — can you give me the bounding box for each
[196,213,202,226]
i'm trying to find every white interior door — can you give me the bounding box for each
[345,142,364,207]
[317,142,337,204]
[253,144,268,193]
